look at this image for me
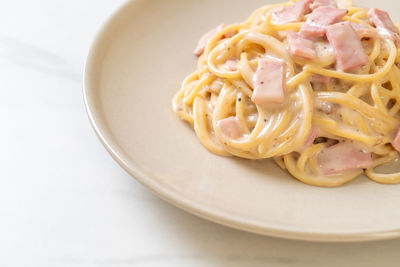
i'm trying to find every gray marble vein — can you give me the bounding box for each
[0,34,81,82]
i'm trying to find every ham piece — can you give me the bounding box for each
[317,141,373,175]
[251,57,285,105]
[272,0,313,24]
[286,32,316,59]
[326,21,369,71]
[392,127,400,152]
[217,117,242,139]
[297,125,318,152]
[350,22,377,39]
[368,8,400,46]
[300,7,348,38]
[303,125,318,149]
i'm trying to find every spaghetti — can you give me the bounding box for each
[172,0,400,187]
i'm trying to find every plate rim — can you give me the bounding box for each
[83,0,400,242]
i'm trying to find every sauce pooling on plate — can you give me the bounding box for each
[172,0,400,187]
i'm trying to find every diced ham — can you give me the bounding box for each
[300,26,326,38]
[310,0,336,10]
[304,125,318,148]
[193,24,224,57]
[368,8,398,32]
[286,32,316,59]
[317,141,373,175]
[272,0,313,25]
[251,57,285,105]
[300,7,348,38]
[223,59,238,71]
[297,125,318,152]
[217,117,242,139]
[311,74,331,84]
[326,22,369,71]
[350,22,377,39]
[368,8,400,46]
[392,127,400,152]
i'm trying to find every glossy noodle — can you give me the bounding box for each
[172,0,400,187]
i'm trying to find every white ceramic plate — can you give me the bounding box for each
[84,0,400,241]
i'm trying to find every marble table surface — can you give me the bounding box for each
[1,0,400,266]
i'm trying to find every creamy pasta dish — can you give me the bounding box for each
[172,0,400,187]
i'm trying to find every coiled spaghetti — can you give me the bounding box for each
[172,0,400,187]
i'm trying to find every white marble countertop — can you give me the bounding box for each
[1,0,400,266]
